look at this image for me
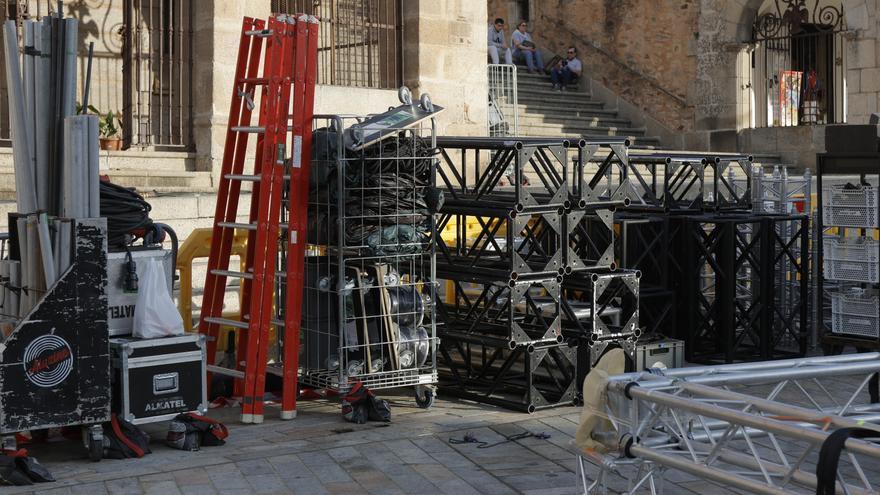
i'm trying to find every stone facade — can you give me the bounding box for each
[0,1,487,186]
[492,0,879,168]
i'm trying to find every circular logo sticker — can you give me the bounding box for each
[23,335,73,388]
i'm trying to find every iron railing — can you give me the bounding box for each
[272,0,402,90]
[487,64,517,137]
[749,1,847,127]
[122,0,193,150]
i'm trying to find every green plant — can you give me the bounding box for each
[76,103,122,139]
[98,111,122,139]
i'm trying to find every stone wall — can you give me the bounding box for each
[487,0,699,134]
[844,0,880,123]
[403,1,488,136]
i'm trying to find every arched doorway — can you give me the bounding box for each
[748,0,847,127]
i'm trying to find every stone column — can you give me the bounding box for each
[402,0,488,136]
[191,0,271,176]
[844,0,880,124]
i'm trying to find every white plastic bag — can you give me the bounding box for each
[132,258,184,339]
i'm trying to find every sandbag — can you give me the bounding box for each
[575,348,626,454]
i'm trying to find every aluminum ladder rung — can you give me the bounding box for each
[232,126,265,133]
[207,364,246,379]
[217,221,256,230]
[211,269,254,280]
[239,77,268,84]
[216,221,288,231]
[204,316,250,330]
[244,29,273,37]
[224,173,293,182]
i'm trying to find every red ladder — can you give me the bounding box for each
[199,14,316,424]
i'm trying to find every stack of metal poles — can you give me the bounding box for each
[0,10,99,328]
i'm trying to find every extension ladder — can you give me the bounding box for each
[198,14,318,423]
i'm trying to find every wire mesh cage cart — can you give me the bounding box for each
[296,111,439,407]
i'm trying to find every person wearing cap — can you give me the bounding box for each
[488,18,513,65]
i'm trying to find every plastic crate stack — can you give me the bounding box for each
[822,183,879,340]
[433,136,640,412]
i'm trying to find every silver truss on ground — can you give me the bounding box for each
[579,353,880,494]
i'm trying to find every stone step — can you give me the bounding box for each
[0,167,214,200]
[518,113,632,127]
[519,121,647,136]
[517,87,593,101]
[516,79,583,92]
[517,102,612,115]
[517,126,662,146]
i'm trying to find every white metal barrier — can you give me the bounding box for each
[487,64,518,137]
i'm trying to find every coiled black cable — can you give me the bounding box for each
[100,181,153,250]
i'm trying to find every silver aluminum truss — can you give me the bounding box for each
[579,353,880,494]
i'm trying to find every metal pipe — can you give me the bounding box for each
[615,384,880,459]
[37,212,56,288]
[4,21,37,213]
[608,353,880,388]
[629,444,790,495]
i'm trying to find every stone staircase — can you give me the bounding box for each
[514,69,662,146]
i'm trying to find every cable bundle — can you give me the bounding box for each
[338,134,434,255]
[99,181,153,249]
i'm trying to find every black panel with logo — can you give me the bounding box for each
[110,334,207,425]
[0,218,110,434]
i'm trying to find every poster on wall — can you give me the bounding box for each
[779,70,802,127]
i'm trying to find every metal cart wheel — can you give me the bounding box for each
[83,425,103,462]
[414,385,435,409]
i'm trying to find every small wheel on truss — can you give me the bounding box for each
[398,86,413,106]
[419,93,434,112]
[83,424,103,462]
[414,385,435,409]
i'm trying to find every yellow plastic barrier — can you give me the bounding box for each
[176,228,250,351]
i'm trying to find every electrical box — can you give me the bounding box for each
[110,334,207,425]
[635,338,684,371]
[106,249,174,336]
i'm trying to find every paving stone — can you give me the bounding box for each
[105,477,144,495]
[179,485,218,495]
[142,480,182,495]
[245,473,288,494]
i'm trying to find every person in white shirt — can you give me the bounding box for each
[511,20,545,73]
[488,18,513,65]
[551,46,583,91]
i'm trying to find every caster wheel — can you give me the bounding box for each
[84,425,103,462]
[414,387,435,409]
[88,436,103,462]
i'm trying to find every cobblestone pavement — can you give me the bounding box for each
[7,379,880,495]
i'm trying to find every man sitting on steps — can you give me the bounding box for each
[551,46,582,91]
[511,20,545,73]
[488,18,513,65]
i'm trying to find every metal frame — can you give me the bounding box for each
[581,353,880,494]
[815,152,880,352]
[298,113,438,395]
[676,213,810,363]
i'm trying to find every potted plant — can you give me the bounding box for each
[98,110,123,150]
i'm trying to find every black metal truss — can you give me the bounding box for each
[435,208,566,284]
[436,136,574,214]
[438,278,563,350]
[675,213,809,364]
[438,338,579,413]
[585,152,706,212]
[703,155,753,211]
[566,209,616,273]
[558,270,641,343]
